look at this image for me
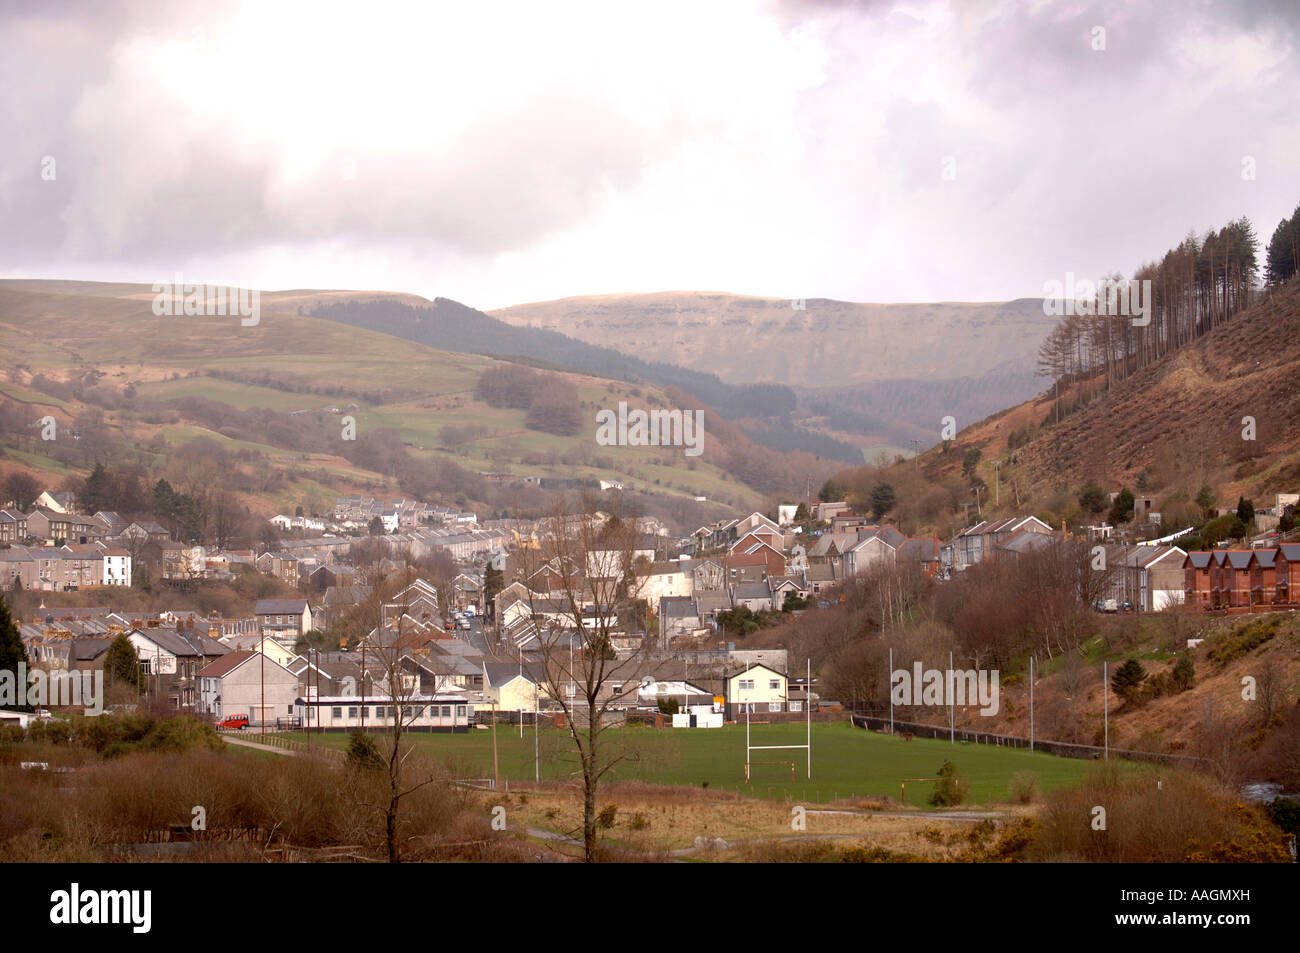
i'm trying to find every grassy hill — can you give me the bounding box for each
[0,280,837,526]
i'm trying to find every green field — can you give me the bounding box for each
[283,722,1104,806]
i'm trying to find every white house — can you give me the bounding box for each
[725,662,788,717]
[636,561,694,605]
[96,543,132,586]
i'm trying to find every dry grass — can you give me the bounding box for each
[1030,762,1291,862]
[490,781,1017,860]
[0,743,503,862]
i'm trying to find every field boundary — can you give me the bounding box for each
[850,714,1209,769]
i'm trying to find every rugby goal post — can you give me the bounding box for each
[744,659,812,780]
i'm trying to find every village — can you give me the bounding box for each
[4,481,1298,736]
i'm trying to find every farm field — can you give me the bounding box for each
[284,721,1104,805]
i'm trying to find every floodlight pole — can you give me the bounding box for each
[889,646,894,735]
[1029,655,1035,753]
[806,658,811,779]
[949,650,955,744]
[1103,661,1109,760]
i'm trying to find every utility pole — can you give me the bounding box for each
[972,485,984,518]
[949,650,955,744]
[992,461,1001,507]
[911,439,919,470]
[491,700,500,788]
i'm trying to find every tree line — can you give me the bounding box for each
[1036,213,1278,402]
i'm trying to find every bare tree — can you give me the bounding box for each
[515,493,652,862]
[354,556,455,862]
[1192,700,1251,786]
[1254,656,1287,728]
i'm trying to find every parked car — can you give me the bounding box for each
[218,714,249,730]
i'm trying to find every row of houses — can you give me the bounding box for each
[0,542,132,590]
[1184,544,1300,610]
[0,506,164,548]
[329,496,477,531]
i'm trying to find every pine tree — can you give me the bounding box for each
[82,463,111,512]
[0,597,31,711]
[1111,658,1146,703]
[105,633,140,693]
[1109,488,1135,524]
[1236,496,1255,526]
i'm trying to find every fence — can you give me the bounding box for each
[850,714,1209,769]
[222,730,345,762]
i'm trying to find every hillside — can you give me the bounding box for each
[0,281,838,528]
[305,294,863,464]
[824,278,1300,536]
[490,292,1057,455]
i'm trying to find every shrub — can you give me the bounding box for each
[1172,653,1195,691]
[346,730,384,771]
[1031,764,1291,862]
[1009,772,1039,804]
[597,803,618,829]
[929,761,969,807]
[1207,616,1281,667]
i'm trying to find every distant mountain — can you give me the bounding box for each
[307,295,864,463]
[489,292,1058,451]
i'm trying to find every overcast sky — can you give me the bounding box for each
[2,0,1297,311]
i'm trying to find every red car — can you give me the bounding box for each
[218,714,249,730]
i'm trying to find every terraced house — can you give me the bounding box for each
[0,507,27,543]
[1184,545,1300,610]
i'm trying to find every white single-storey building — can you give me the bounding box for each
[293,694,474,732]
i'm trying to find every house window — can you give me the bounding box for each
[769,679,780,690]
[739,679,754,690]
[331,707,342,719]
[790,701,803,713]
[456,705,467,718]
[348,707,358,718]
[374,706,385,718]
[769,702,782,713]
[287,705,294,714]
